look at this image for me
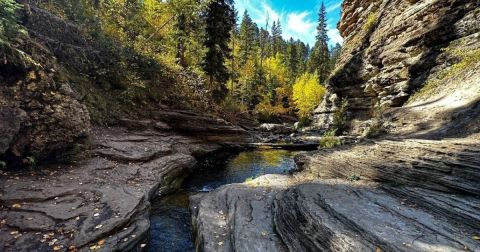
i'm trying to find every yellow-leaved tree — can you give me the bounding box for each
[292,72,326,121]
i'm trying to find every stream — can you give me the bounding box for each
[147,147,301,252]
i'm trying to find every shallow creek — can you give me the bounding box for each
[147,148,301,252]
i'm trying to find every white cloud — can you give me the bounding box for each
[285,11,316,44]
[327,28,343,45]
[235,0,343,47]
[287,12,315,34]
[326,2,342,12]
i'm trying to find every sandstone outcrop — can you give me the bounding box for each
[313,0,480,134]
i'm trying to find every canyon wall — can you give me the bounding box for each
[313,0,480,135]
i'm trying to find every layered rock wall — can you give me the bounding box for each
[313,0,480,133]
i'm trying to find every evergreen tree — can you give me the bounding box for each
[296,41,309,74]
[271,19,283,56]
[259,27,270,62]
[308,1,330,84]
[329,43,342,70]
[238,11,256,66]
[286,38,299,82]
[202,0,235,101]
[175,13,187,67]
[0,0,25,41]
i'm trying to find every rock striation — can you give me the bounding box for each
[0,122,223,252]
[313,0,480,133]
[192,135,480,252]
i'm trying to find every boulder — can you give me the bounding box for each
[0,107,26,154]
[258,123,294,134]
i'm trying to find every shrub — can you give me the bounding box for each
[319,129,342,148]
[332,99,349,135]
[220,95,248,122]
[363,13,378,32]
[364,106,387,138]
[349,174,360,182]
[23,156,36,168]
[0,161,6,169]
[254,96,288,122]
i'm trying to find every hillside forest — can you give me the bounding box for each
[1,0,341,124]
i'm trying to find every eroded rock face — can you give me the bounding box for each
[313,0,480,132]
[0,125,221,252]
[190,175,291,252]
[0,40,90,161]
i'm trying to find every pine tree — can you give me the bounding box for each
[0,0,25,41]
[238,11,256,66]
[271,19,283,56]
[329,43,342,71]
[286,38,299,82]
[308,1,330,84]
[296,41,309,74]
[175,13,187,67]
[202,0,235,101]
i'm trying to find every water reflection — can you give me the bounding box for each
[184,148,298,192]
[147,148,299,252]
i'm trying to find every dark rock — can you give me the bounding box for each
[0,107,27,154]
[0,126,221,252]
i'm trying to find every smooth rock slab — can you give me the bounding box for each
[274,180,480,252]
[0,126,220,252]
[191,175,291,252]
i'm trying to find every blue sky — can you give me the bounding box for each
[234,0,343,47]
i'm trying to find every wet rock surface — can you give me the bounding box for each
[191,175,292,252]
[0,124,222,252]
[192,135,480,252]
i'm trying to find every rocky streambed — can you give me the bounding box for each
[1,111,479,252]
[147,148,301,252]
[191,135,480,252]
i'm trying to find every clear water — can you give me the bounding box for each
[147,148,299,252]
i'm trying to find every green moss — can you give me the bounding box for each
[408,48,480,103]
[363,13,378,32]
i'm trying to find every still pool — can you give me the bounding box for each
[147,148,300,252]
